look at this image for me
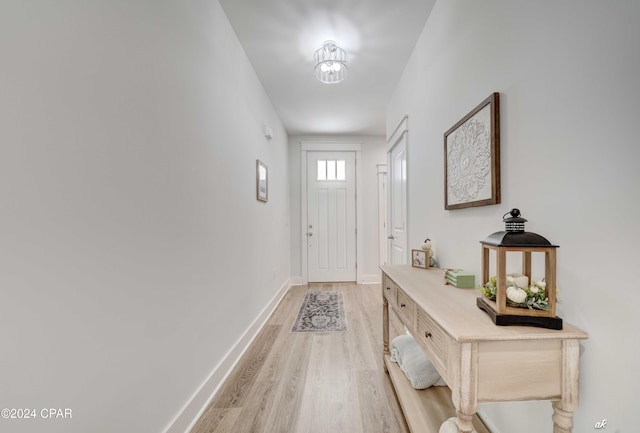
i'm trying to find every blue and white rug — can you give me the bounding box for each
[291,291,347,333]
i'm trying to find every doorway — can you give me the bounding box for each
[300,142,362,283]
[306,151,356,282]
[387,116,408,264]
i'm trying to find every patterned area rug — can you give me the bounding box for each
[291,291,347,333]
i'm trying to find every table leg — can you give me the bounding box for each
[552,401,574,433]
[552,339,580,432]
[452,343,478,433]
[455,412,475,433]
[382,296,389,372]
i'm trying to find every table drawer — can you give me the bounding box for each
[416,307,450,378]
[383,275,398,307]
[396,288,415,328]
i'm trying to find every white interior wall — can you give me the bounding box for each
[0,1,289,433]
[288,135,386,284]
[387,1,640,432]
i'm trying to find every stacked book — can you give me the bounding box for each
[445,270,476,288]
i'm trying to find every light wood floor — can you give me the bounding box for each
[190,282,487,433]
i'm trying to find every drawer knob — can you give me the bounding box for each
[386,287,391,291]
[425,332,432,338]
[400,303,406,308]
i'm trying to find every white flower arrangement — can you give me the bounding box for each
[478,276,552,311]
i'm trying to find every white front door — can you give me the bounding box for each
[307,151,356,282]
[388,134,408,264]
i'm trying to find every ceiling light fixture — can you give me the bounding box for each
[313,40,348,84]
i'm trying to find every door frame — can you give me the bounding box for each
[386,115,409,264]
[376,164,388,267]
[300,142,363,284]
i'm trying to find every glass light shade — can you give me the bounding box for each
[314,40,348,84]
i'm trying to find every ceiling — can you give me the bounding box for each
[219,0,436,136]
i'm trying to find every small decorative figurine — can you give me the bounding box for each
[421,238,435,267]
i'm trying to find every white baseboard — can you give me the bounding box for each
[289,276,306,285]
[163,279,292,433]
[476,407,498,433]
[359,274,381,284]
[291,275,380,285]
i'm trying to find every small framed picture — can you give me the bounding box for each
[411,249,428,269]
[256,159,268,202]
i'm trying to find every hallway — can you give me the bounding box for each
[190,283,410,433]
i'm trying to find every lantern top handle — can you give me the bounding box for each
[503,208,527,223]
[504,208,519,219]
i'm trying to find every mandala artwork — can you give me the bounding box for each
[446,105,491,205]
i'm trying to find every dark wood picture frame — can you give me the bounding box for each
[444,92,500,210]
[256,159,268,202]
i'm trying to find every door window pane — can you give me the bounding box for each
[316,159,346,181]
[317,160,326,180]
[327,160,336,180]
[336,160,346,180]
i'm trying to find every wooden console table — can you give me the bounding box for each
[381,265,587,433]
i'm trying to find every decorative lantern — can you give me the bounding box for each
[477,209,562,329]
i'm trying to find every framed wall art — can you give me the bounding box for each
[256,159,268,202]
[444,92,500,210]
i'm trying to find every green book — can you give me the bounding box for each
[446,270,475,279]
[445,275,474,283]
[445,272,475,288]
[447,280,475,289]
